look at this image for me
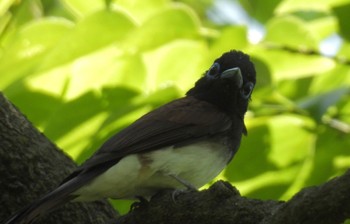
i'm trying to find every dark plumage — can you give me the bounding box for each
[5,50,256,224]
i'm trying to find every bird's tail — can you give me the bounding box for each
[4,179,80,224]
[4,159,117,224]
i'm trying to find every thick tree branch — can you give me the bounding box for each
[116,171,350,224]
[117,181,282,224]
[0,93,118,223]
[261,169,350,224]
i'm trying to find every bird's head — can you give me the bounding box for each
[186,50,256,118]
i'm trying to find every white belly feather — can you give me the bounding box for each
[74,142,231,201]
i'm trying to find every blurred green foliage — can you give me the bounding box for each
[1,0,350,214]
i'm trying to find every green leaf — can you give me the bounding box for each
[61,0,106,18]
[267,115,315,168]
[264,15,319,49]
[64,49,146,99]
[125,5,200,51]
[251,47,335,81]
[43,91,107,160]
[277,77,313,101]
[43,91,105,140]
[143,40,207,92]
[307,127,350,185]
[133,85,181,108]
[225,118,274,182]
[226,115,315,199]
[36,10,136,73]
[249,56,273,90]
[209,26,248,60]
[1,0,44,35]
[234,167,299,199]
[338,40,350,60]
[309,64,350,94]
[298,87,349,121]
[224,117,297,199]
[0,0,10,15]
[338,95,350,124]
[111,0,168,22]
[23,48,146,100]
[275,0,349,14]
[239,0,280,23]
[58,111,109,160]
[75,86,180,164]
[295,13,337,40]
[0,18,73,89]
[7,85,63,127]
[332,3,350,40]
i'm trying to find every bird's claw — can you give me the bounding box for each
[171,187,197,203]
[130,196,149,210]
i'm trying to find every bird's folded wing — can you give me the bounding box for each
[63,96,232,183]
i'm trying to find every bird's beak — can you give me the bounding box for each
[221,67,243,88]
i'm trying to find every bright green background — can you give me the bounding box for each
[1,0,350,214]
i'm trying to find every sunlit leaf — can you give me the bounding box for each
[265,15,319,49]
[239,0,280,23]
[111,0,168,22]
[0,18,73,89]
[251,47,335,81]
[209,26,248,60]
[143,40,208,92]
[267,115,315,168]
[0,0,16,17]
[309,64,350,94]
[124,5,200,51]
[76,105,151,163]
[36,10,136,73]
[234,167,299,199]
[337,40,350,60]
[275,0,347,14]
[65,48,146,99]
[61,0,106,18]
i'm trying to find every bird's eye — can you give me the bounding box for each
[206,62,220,78]
[241,82,254,99]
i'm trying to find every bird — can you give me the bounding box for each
[4,50,256,224]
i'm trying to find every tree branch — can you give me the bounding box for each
[261,169,350,224]
[116,171,350,224]
[0,92,118,224]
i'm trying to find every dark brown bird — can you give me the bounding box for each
[5,50,256,224]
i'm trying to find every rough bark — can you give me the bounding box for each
[0,93,118,223]
[117,173,350,224]
[1,91,350,224]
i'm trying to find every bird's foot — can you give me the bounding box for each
[168,174,197,191]
[171,187,198,203]
[168,174,198,202]
[130,196,149,211]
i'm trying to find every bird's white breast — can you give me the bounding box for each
[74,141,232,201]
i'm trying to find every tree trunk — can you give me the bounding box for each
[1,92,350,224]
